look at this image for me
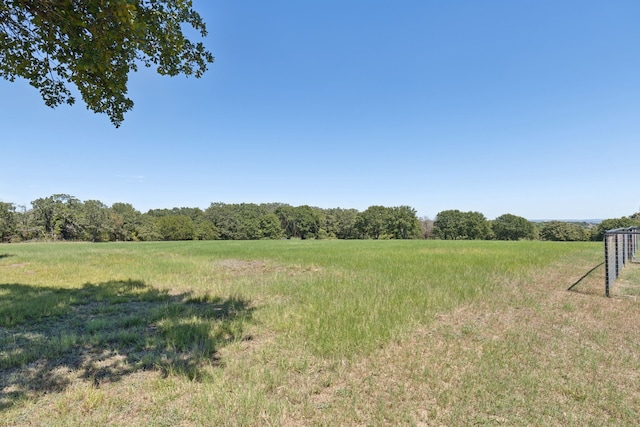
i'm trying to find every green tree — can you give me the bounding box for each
[157,215,195,241]
[433,210,491,240]
[275,205,297,238]
[82,199,110,242]
[387,206,420,239]
[194,218,218,240]
[0,201,17,242]
[0,0,214,126]
[52,194,83,240]
[276,205,323,239]
[204,203,272,240]
[30,196,56,238]
[284,205,323,239]
[137,214,161,241]
[539,221,589,242]
[31,194,83,240]
[433,210,465,240]
[492,213,536,241]
[591,216,640,241]
[205,203,242,240]
[15,204,34,241]
[236,204,262,240]
[463,211,491,240]
[323,208,359,239]
[109,202,141,241]
[354,206,390,239]
[259,213,283,239]
[299,206,324,239]
[149,206,218,240]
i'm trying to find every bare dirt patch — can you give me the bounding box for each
[0,263,28,269]
[212,259,320,276]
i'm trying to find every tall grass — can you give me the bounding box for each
[1,239,614,425]
[0,240,596,359]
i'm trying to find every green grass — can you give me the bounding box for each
[2,240,546,357]
[2,240,638,425]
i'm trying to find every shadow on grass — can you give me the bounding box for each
[0,254,12,259]
[0,280,253,409]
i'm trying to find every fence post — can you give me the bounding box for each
[604,227,640,297]
[605,235,611,297]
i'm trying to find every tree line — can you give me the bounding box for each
[0,194,637,243]
[433,209,639,242]
[0,195,423,243]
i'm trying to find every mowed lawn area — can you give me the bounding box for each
[1,240,639,425]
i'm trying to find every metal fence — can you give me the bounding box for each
[604,227,640,297]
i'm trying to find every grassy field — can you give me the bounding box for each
[1,240,639,425]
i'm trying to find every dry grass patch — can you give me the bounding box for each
[212,258,321,277]
[263,254,640,425]
[609,261,640,299]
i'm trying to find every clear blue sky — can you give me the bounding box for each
[1,0,639,220]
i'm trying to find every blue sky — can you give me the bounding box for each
[1,0,639,220]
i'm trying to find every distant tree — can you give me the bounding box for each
[82,200,110,242]
[236,204,262,240]
[321,208,338,239]
[591,216,640,241]
[464,211,492,240]
[539,221,589,241]
[275,205,322,239]
[109,202,142,241]
[433,210,464,240]
[30,196,56,238]
[146,208,173,218]
[295,206,323,239]
[419,216,434,239]
[0,0,214,126]
[205,203,282,240]
[15,204,34,241]
[433,210,491,240]
[354,206,390,239]
[259,213,283,239]
[137,213,162,241]
[31,194,83,240]
[157,215,195,241]
[0,201,17,242]
[194,218,219,240]
[149,207,203,221]
[204,203,236,240]
[55,195,84,240]
[323,208,359,239]
[387,206,421,239]
[273,205,294,238]
[150,207,218,240]
[492,214,536,240]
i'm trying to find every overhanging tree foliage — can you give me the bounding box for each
[0,0,214,126]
